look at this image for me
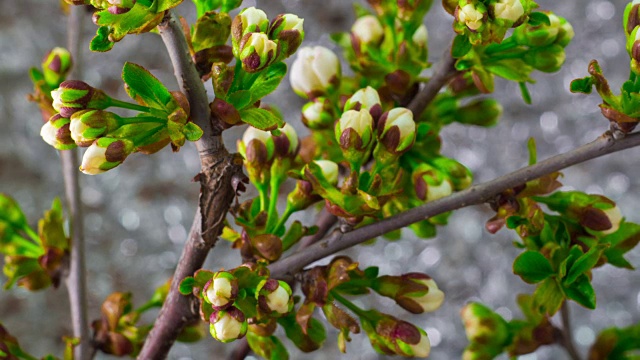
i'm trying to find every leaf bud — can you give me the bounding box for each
[238,32,278,72]
[289,46,341,99]
[41,47,72,88]
[250,234,283,262]
[203,271,238,310]
[344,86,383,121]
[491,0,525,24]
[514,13,572,48]
[455,98,503,127]
[523,44,566,73]
[51,80,109,118]
[40,114,77,150]
[232,7,269,51]
[456,3,488,32]
[69,110,120,147]
[256,279,293,315]
[269,13,305,59]
[461,302,509,349]
[209,307,248,343]
[80,137,134,175]
[351,15,385,46]
[301,97,335,129]
[376,107,416,155]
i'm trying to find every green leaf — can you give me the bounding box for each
[278,315,326,352]
[239,108,284,131]
[249,63,287,102]
[486,59,533,82]
[192,0,221,17]
[154,0,183,12]
[183,122,204,142]
[191,11,231,52]
[226,90,253,111]
[513,251,555,284]
[122,62,174,111]
[38,198,68,249]
[533,278,564,315]
[570,77,594,94]
[527,137,537,165]
[90,26,115,52]
[451,34,472,58]
[281,221,308,251]
[0,194,28,229]
[246,332,289,360]
[179,277,196,295]
[528,12,551,26]
[519,82,532,104]
[564,274,596,309]
[564,244,608,285]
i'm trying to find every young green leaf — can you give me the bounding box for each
[533,278,564,315]
[527,12,551,26]
[246,332,290,360]
[183,122,204,142]
[563,274,596,309]
[179,277,196,295]
[570,77,594,94]
[278,315,327,352]
[239,108,285,131]
[122,62,174,112]
[513,251,555,284]
[249,63,287,102]
[226,90,253,111]
[563,244,608,285]
[452,34,472,58]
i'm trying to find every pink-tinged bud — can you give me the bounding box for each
[105,0,136,14]
[209,307,248,343]
[289,46,341,99]
[238,32,278,72]
[80,138,133,175]
[40,114,77,150]
[351,15,384,45]
[41,47,72,88]
[69,110,119,147]
[203,272,238,310]
[376,107,416,154]
[51,80,109,118]
[412,164,453,202]
[256,279,293,315]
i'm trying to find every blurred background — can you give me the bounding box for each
[1,0,639,359]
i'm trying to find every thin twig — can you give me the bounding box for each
[138,12,242,359]
[62,5,91,360]
[560,302,582,360]
[407,42,458,116]
[269,131,640,279]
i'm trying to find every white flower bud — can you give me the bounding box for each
[205,272,237,309]
[378,107,416,153]
[80,138,133,175]
[210,308,248,343]
[351,15,384,45]
[257,279,293,315]
[290,46,341,99]
[344,86,381,113]
[458,4,485,31]
[601,205,623,235]
[336,109,374,149]
[413,279,445,313]
[407,329,431,358]
[314,160,339,186]
[412,24,428,47]
[493,0,524,23]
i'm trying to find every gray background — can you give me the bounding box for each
[1,0,639,359]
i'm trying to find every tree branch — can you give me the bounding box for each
[560,302,582,360]
[269,131,640,279]
[62,5,90,360]
[138,11,243,359]
[407,43,457,116]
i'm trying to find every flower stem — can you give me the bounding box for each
[107,97,152,113]
[331,291,371,320]
[118,116,166,125]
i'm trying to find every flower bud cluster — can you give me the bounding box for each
[231,7,304,72]
[188,268,293,343]
[513,13,574,73]
[452,0,538,45]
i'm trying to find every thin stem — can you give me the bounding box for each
[107,98,152,113]
[276,206,294,243]
[269,131,640,280]
[407,40,458,117]
[331,291,370,320]
[560,302,582,360]
[117,116,166,125]
[63,5,91,360]
[266,175,284,232]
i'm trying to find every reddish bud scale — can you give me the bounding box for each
[628,4,640,35]
[339,127,364,150]
[104,140,130,163]
[600,105,639,133]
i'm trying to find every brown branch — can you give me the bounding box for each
[407,42,458,116]
[137,11,243,359]
[62,5,91,360]
[560,302,582,360]
[269,131,640,279]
